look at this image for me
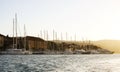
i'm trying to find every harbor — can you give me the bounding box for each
[1,0,120,72]
[0,14,113,54]
[0,33,113,55]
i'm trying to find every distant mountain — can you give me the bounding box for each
[92,40,120,53]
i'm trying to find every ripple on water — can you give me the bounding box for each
[0,55,120,72]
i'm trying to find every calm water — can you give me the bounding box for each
[0,54,120,72]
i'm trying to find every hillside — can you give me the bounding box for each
[92,40,120,53]
[47,41,113,54]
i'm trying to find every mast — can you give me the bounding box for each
[46,30,48,41]
[13,18,14,49]
[15,13,17,48]
[74,34,76,42]
[61,32,63,51]
[44,30,45,49]
[55,32,57,41]
[24,24,26,50]
[53,30,55,51]
[44,30,46,40]
[46,30,48,49]
[66,32,67,41]
[53,30,54,41]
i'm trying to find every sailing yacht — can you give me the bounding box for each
[23,24,32,54]
[6,14,24,54]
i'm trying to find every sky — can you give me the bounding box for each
[0,0,120,41]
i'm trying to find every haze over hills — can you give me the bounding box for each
[92,40,120,53]
[57,39,120,53]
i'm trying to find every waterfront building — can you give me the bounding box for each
[1,34,47,53]
[26,36,47,52]
[0,34,5,51]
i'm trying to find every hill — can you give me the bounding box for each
[47,40,113,54]
[92,40,120,53]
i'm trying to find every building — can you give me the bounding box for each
[0,33,47,52]
[4,36,14,50]
[0,34,5,51]
[26,36,47,52]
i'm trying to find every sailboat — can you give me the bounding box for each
[6,13,24,54]
[23,24,32,54]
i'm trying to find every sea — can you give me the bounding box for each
[0,54,120,72]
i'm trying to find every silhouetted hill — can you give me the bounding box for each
[92,40,120,53]
[47,40,113,54]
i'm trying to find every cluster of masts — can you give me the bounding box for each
[13,13,27,49]
[39,30,77,42]
[12,13,90,48]
[38,29,92,45]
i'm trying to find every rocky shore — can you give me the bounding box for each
[45,41,114,54]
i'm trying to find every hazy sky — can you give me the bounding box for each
[0,0,120,40]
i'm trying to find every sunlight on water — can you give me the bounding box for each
[0,54,120,72]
